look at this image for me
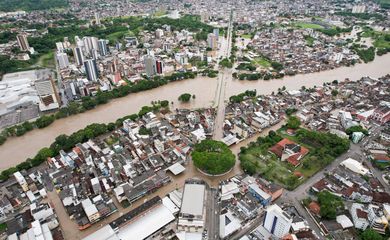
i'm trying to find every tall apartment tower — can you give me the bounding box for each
[94,12,101,25]
[56,52,69,69]
[84,59,99,82]
[73,47,85,66]
[207,33,217,50]
[16,33,30,51]
[98,39,108,56]
[263,204,293,238]
[155,60,164,74]
[144,55,156,77]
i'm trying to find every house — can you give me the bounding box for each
[269,138,309,166]
[371,106,390,125]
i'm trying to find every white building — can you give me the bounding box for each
[340,158,369,175]
[349,203,370,230]
[14,171,29,192]
[263,204,292,238]
[56,52,69,69]
[178,182,206,233]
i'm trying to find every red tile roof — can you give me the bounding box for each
[269,138,309,166]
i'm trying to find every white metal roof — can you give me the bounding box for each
[180,183,205,216]
[168,162,186,175]
[117,204,175,240]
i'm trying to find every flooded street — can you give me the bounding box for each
[48,120,284,240]
[1,54,390,169]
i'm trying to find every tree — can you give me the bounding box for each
[331,89,338,96]
[178,93,192,102]
[346,125,368,135]
[219,58,233,68]
[359,229,383,240]
[192,140,235,175]
[317,191,344,219]
[287,116,301,129]
[35,115,55,129]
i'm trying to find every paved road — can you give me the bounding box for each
[230,213,265,240]
[213,9,233,141]
[205,187,219,240]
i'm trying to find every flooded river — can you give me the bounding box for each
[1,54,390,170]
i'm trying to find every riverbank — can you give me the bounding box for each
[1,53,390,170]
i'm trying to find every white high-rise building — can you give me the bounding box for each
[56,42,64,52]
[83,36,99,56]
[56,52,69,69]
[144,55,156,77]
[94,12,101,25]
[207,33,217,50]
[263,204,292,238]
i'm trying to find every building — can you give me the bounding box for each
[371,106,390,125]
[81,198,100,223]
[340,158,369,176]
[144,55,156,77]
[155,60,164,74]
[352,5,366,13]
[84,59,99,82]
[83,36,99,56]
[35,77,60,111]
[263,204,292,238]
[248,183,272,206]
[268,138,309,166]
[16,33,30,51]
[94,12,101,25]
[207,33,217,50]
[349,203,370,230]
[14,171,29,192]
[98,39,108,56]
[56,52,69,69]
[73,47,85,66]
[213,28,219,41]
[178,181,206,232]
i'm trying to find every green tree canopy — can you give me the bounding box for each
[317,190,344,219]
[287,116,301,129]
[192,140,235,175]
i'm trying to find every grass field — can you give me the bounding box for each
[240,127,348,190]
[0,223,7,233]
[37,51,55,68]
[107,30,135,43]
[154,10,167,17]
[294,22,324,29]
[251,57,271,68]
[241,34,252,39]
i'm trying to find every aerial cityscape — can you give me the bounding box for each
[0,0,389,239]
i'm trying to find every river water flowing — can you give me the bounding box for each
[1,53,390,170]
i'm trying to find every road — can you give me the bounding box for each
[230,213,265,240]
[205,187,219,240]
[213,9,233,141]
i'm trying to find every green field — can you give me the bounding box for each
[294,22,324,29]
[240,127,350,190]
[154,10,167,17]
[107,30,135,43]
[37,52,55,68]
[241,34,252,39]
[251,57,271,68]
